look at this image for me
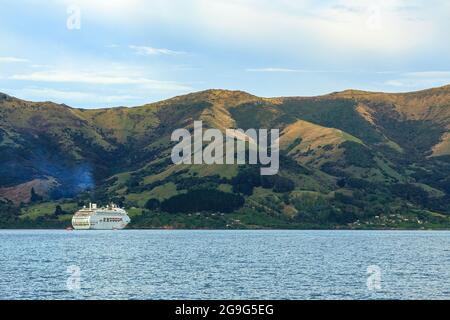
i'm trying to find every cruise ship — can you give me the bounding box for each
[71,203,131,230]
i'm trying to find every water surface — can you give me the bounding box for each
[0,230,449,299]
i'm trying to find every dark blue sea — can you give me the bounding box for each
[0,230,449,299]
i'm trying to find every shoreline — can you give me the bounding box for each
[1,227,449,231]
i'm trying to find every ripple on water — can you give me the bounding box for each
[0,230,449,299]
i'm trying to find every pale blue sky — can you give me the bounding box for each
[1,0,449,108]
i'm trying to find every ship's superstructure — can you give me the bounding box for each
[71,203,131,230]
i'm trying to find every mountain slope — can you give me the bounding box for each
[1,86,450,229]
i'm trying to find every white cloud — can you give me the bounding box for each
[187,0,439,55]
[31,64,51,68]
[384,71,450,88]
[246,68,304,73]
[245,68,360,73]
[5,87,141,104]
[10,70,192,91]
[0,56,29,63]
[129,45,185,56]
[40,0,450,58]
[404,71,450,78]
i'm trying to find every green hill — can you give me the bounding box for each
[1,86,450,229]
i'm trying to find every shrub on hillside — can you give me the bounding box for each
[161,189,244,213]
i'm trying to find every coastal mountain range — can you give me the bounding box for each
[1,85,450,228]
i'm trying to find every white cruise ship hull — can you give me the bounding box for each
[72,205,131,230]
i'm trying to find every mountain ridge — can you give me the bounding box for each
[1,84,450,229]
[3,83,450,111]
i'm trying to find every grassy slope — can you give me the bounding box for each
[1,86,450,229]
